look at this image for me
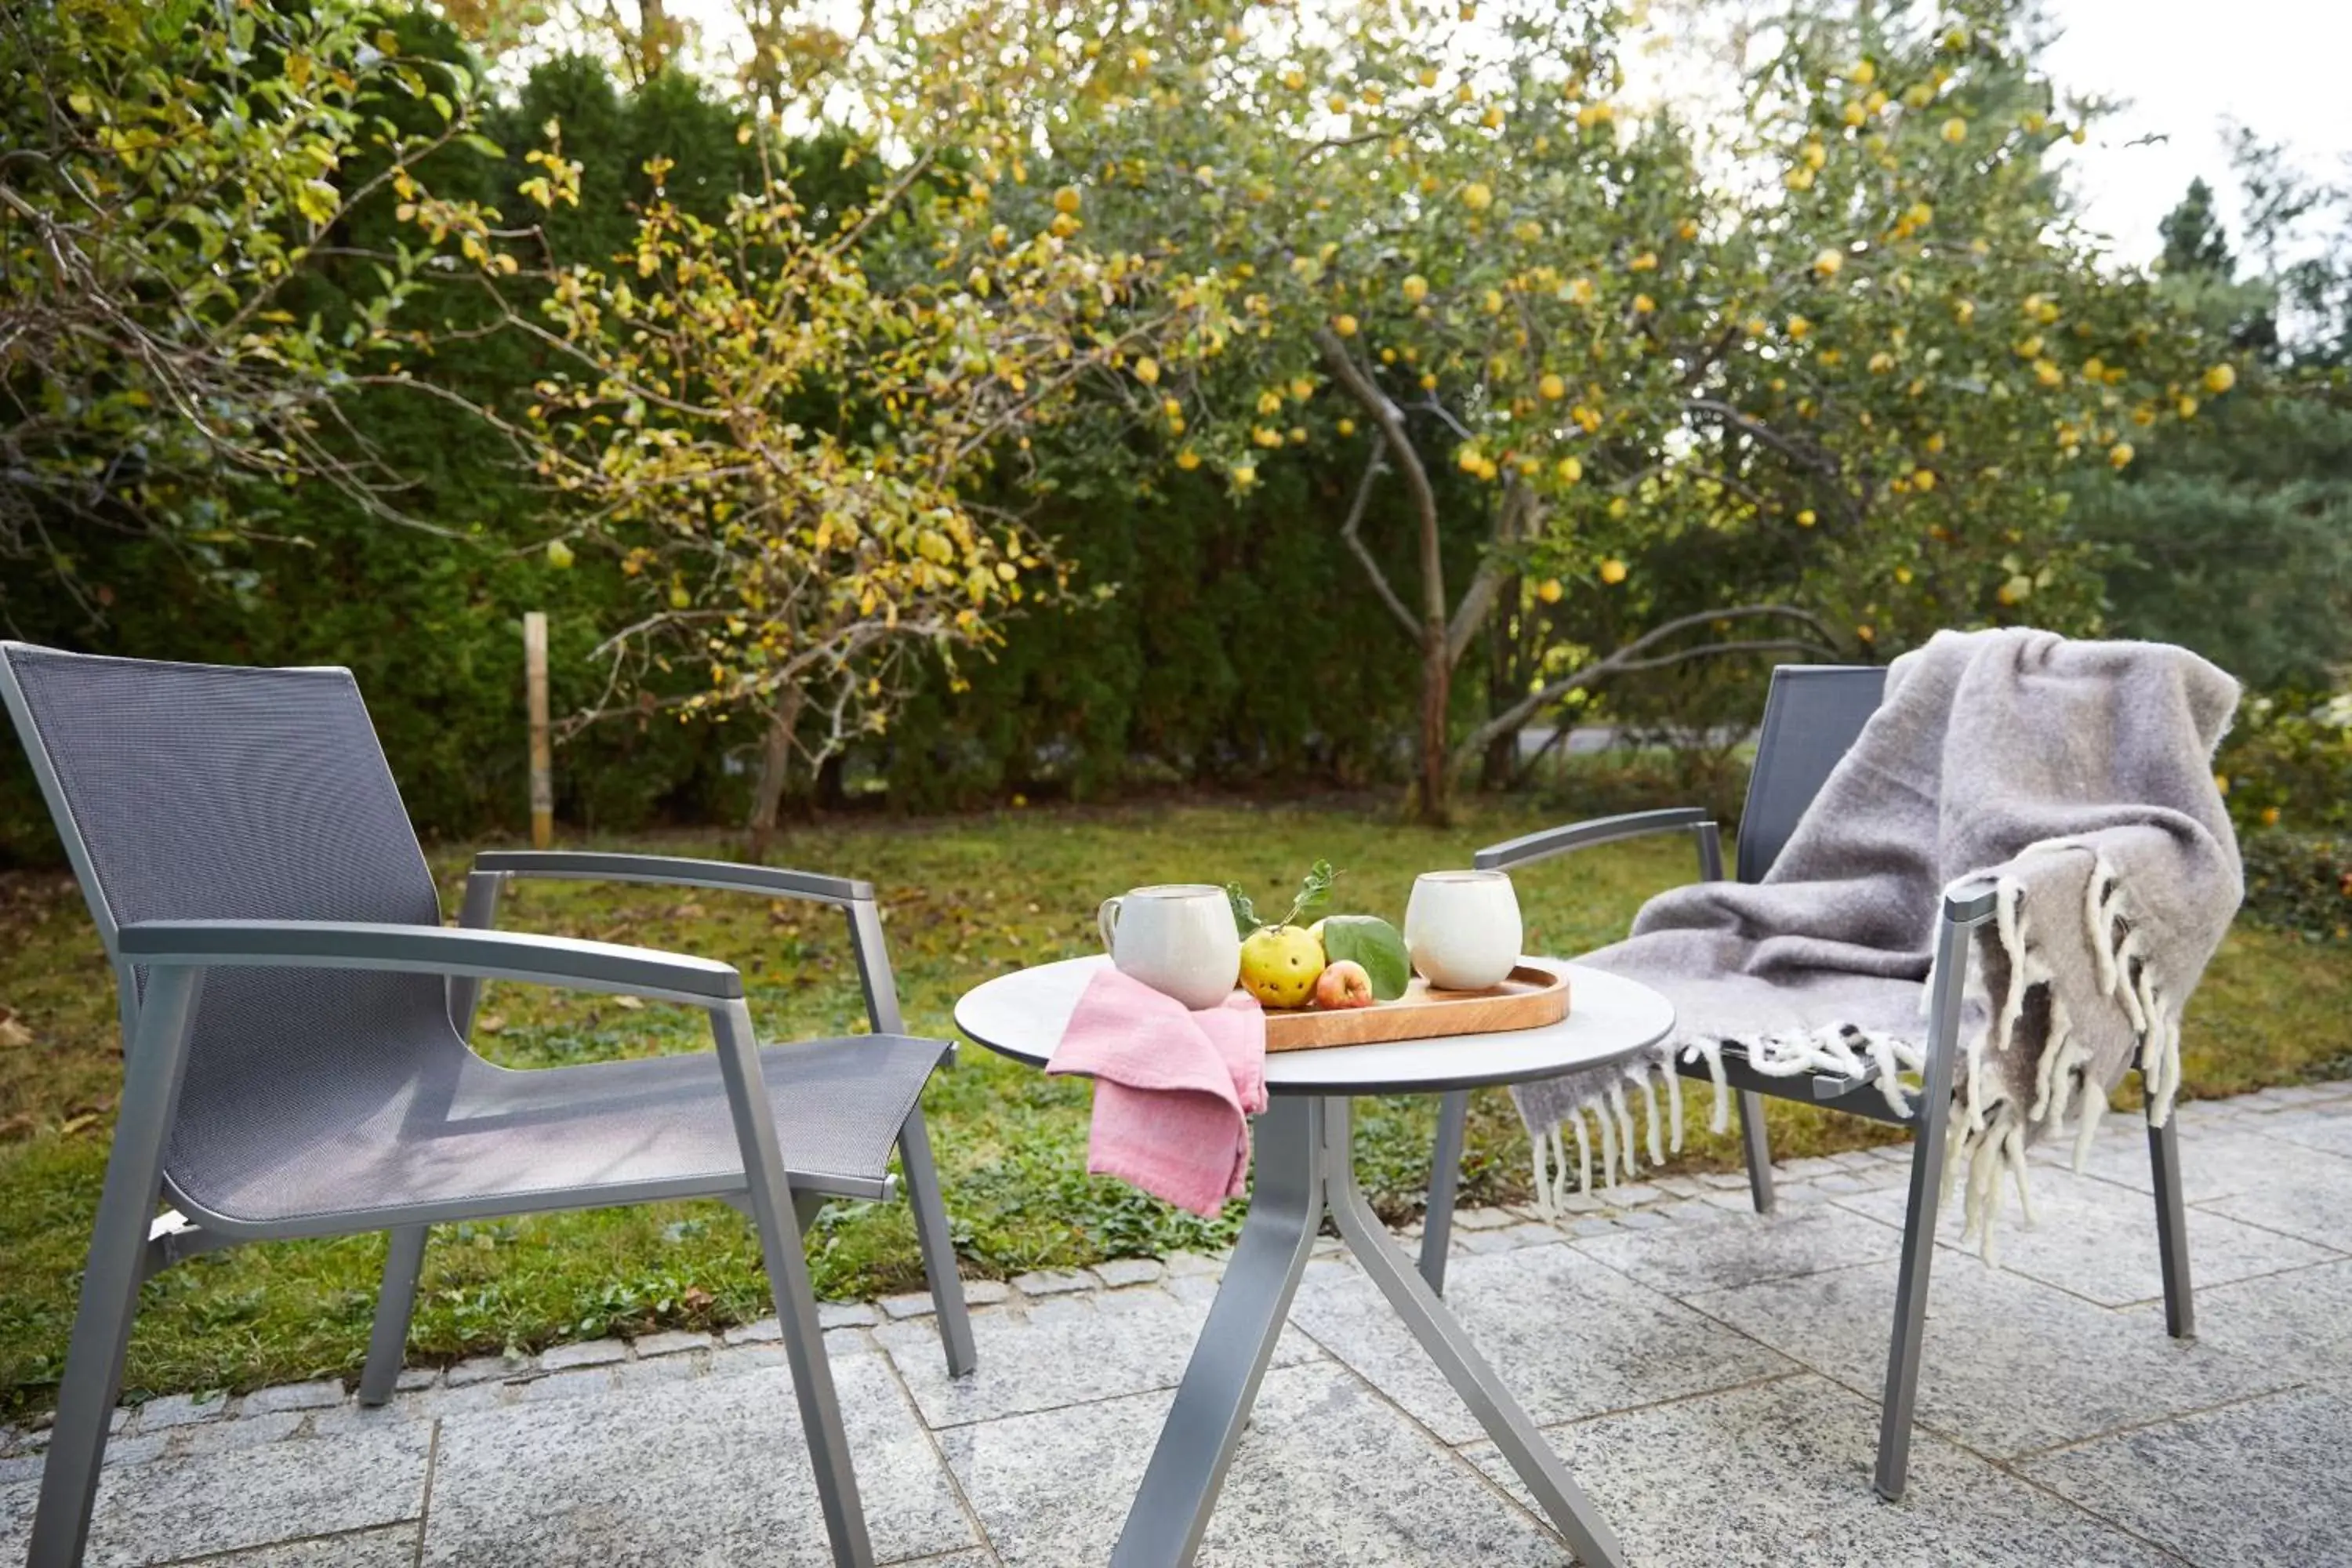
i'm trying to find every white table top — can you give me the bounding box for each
[953,955,1675,1095]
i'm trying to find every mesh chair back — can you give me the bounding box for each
[1736,666,1887,884]
[0,643,459,1222]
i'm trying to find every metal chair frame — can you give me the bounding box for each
[1419,665,2197,1502]
[2,645,973,1568]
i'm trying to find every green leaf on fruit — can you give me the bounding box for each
[1229,858,1337,936]
[1319,914,1410,1001]
[1223,881,1258,939]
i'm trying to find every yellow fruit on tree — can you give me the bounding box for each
[1849,60,1876,85]
[1598,558,1628,585]
[1536,578,1563,604]
[1333,313,1359,336]
[1337,417,1356,436]
[1230,463,1257,487]
[1813,248,1843,278]
[1052,184,1082,214]
[1401,273,1429,303]
[1796,508,1817,526]
[1539,372,1566,401]
[1462,180,1494,211]
[2177,395,2199,419]
[2107,441,2135,469]
[2202,363,2236,394]
[1134,357,1160,387]
[1555,456,1582,484]
[1240,925,1325,1008]
[1940,118,1968,144]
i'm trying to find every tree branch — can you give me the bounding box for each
[1316,325,1445,635]
[1452,604,1842,771]
[1339,447,1417,639]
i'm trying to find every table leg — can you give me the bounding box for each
[1322,1098,1629,1568]
[1110,1096,1323,1568]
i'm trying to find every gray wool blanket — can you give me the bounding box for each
[1517,629,2243,1257]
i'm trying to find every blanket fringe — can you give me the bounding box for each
[1523,849,2183,1260]
[1944,844,2184,1261]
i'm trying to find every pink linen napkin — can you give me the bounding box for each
[1047,964,1268,1216]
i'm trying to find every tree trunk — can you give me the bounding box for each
[743,684,804,862]
[1480,582,1523,791]
[1416,626,1451,825]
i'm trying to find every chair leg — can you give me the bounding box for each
[1417,1089,1471,1295]
[710,1003,873,1568]
[1875,906,1974,1505]
[358,1226,429,1406]
[898,1106,976,1378]
[31,967,202,1568]
[2147,1111,2196,1341]
[1736,1089,1776,1214]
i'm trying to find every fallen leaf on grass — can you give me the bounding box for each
[476,1014,506,1035]
[612,995,645,1011]
[0,1013,31,1049]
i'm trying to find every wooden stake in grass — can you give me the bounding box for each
[524,611,553,848]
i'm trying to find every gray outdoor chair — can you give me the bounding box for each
[1419,664,2195,1501]
[0,642,975,1568]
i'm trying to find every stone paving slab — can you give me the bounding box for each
[2021,1384,2352,1568]
[0,1424,430,1567]
[1287,1240,1796,1446]
[198,1527,422,1567]
[1465,1374,2172,1568]
[2194,1160,2352,1252]
[1569,1202,1906,1298]
[937,1360,1571,1567]
[10,1079,2347,1566]
[1835,1166,2342,1307]
[874,1284,1321,1429]
[1687,1249,2298,1459]
[423,1352,972,1567]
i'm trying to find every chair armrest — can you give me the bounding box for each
[1474,808,1719,873]
[1941,877,2000,927]
[473,850,873,909]
[116,920,742,1007]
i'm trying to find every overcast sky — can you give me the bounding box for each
[2031,0,2349,262]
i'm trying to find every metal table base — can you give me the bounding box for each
[1109,1094,1627,1567]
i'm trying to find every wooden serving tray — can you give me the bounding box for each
[1262,964,1568,1052]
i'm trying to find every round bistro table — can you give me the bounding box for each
[954,954,1675,1568]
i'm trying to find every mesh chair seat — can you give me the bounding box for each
[173,1031,949,1231]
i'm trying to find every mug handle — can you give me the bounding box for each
[1096,895,1123,957]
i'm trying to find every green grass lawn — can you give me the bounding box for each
[2,797,2347,1416]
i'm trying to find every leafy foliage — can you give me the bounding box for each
[2239,831,2352,944]
[0,0,491,623]
[1004,0,2231,817]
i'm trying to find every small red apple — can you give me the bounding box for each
[1314,959,1376,1010]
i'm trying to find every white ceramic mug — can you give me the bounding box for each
[1403,869,1524,991]
[1097,884,1241,1011]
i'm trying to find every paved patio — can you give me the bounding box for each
[6,1079,2350,1567]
